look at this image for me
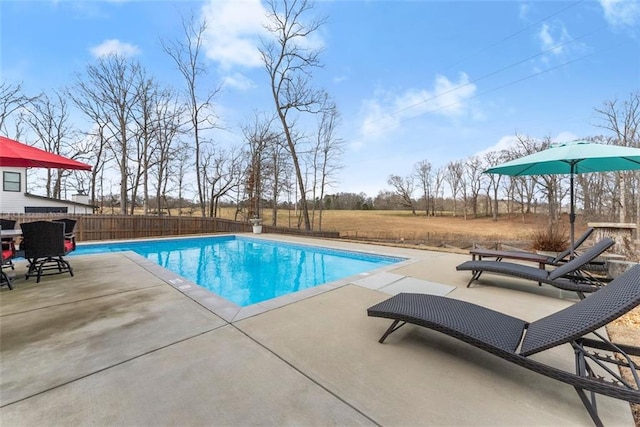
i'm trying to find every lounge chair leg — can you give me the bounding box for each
[466,271,482,287]
[25,258,38,280]
[574,387,603,427]
[574,346,604,427]
[378,320,407,343]
[36,262,44,283]
[62,258,73,277]
[1,271,13,290]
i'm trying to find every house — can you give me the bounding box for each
[0,166,94,214]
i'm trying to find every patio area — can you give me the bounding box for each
[0,235,635,426]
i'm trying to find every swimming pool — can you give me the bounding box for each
[74,235,404,306]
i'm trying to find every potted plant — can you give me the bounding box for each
[249,217,262,234]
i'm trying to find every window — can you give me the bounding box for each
[3,172,21,192]
[24,207,68,213]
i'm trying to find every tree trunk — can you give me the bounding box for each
[278,112,311,230]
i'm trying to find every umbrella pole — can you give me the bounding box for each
[570,167,575,259]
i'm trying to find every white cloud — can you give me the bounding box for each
[519,2,530,20]
[359,95,401,138]
[476,135,520,157]
[333,75,348,84]
[476,131,580,158]
[200,0,325,71]
[90,39,141,58]
[348,138,365,152]
[534,22,588,70]
[599,0,640,27]
[552,131,579,144]
[200,0,268,69]
[537,23,573,57]
[289,23,325,52]
[222,72,257,91]
[359,73,478,138]
[538,23,555,51]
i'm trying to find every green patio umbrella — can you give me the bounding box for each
[484,140,640,255]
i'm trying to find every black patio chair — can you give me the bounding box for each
[367,265,640,427]
[456,238,615,298]
[1,238,15,290]
[1,218,17,271]
[21,221,75,283]
[52,218,77,251]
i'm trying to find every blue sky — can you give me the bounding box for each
[1,0,639,197]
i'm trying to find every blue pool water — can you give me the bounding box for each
[73,236,404,306]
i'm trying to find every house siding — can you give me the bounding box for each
[0,167,93,214]
[0,167,27,213]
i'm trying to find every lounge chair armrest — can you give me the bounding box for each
[470,249,552,264]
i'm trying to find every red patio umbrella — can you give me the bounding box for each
[0,135,92,171]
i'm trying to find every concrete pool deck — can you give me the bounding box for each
[0,234,635,426]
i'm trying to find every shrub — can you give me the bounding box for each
[530,224,569,252]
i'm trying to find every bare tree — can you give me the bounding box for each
[509,135,539,214]
[433,166,446,216]
[499,174,516,218]
[464,156,485,218]
[149,87,185,215]
[260,0,327,230]
[72,55,143,214]
[387,174,416,214]
[242,112,278,219]
[374,189,405,210]
[162,15,222,217]
[310,99,343,229]
[0,81,38,136]
[414,160,432,216]
[172,141,194,216]
[23,91,80,198]
[458,164,469,219]
[130,73,158,214]
[268,135,290,226]
[521,136,565,225]
[483,151,505,221]
[67,87,110,209]
[203,147,243,218]
[595,91,640,225]
[445,160,463,216]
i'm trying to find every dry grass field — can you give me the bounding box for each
[224,208,589,249]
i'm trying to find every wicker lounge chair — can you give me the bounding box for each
[21,221,75,283]
[469,227,595,268]
[367,265,640,427]
[456,238,614,298]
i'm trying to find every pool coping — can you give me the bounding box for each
[77,233,422,322]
